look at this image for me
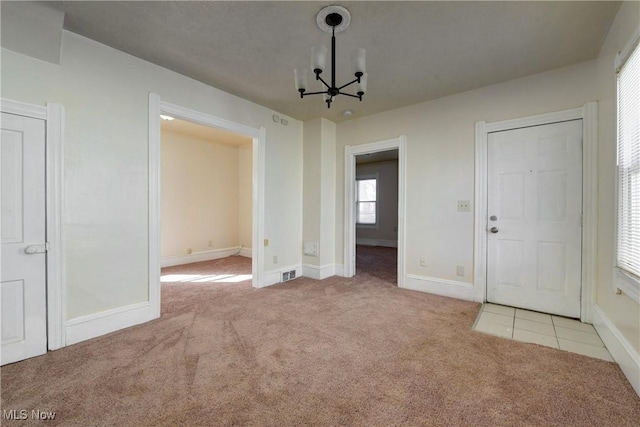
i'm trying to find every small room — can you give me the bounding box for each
[354,149,399,284]
[159,117,253,297]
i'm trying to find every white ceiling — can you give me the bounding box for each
[62,1,620,123]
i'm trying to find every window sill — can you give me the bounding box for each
[615,268,640,304]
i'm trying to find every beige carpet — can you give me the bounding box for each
[2,247,639,426]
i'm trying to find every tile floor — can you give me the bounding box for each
[473,303,614,361]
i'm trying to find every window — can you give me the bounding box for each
[615,28,640,302]
[356,177,377,225]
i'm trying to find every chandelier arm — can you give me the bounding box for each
[338,92,362,99]
[337,77,360,91]
[316,74,332,89]
[301,90,329,96]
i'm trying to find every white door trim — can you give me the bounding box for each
[1,98,66,350]
[148,93,266,318]
[344,136,407,286]
[474,102,598,322]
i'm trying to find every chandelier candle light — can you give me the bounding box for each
[294,5,367,108]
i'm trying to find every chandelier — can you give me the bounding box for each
[294,5,367,109]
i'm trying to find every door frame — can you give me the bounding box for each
[474,102,598,322]
[148,94,266,318]
[1,98,66,350]
[343,136,407,286]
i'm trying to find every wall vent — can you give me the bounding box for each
[282,270,297,282]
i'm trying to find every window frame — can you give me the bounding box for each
[356,173,379,228]
[614,25,640,303]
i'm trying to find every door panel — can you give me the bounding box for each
[1,112,47,365]
[1,280,25,344]
[1,129,24,243]
[496,239,524,287]
[487,120,582,318]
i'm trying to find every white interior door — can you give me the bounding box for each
[486,120,582,318]
[1,112,47,365]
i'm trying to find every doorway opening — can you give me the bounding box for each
[344,136,406,287]
[148,94,266,319]
[158,118,254,311]
[354,150,399,284]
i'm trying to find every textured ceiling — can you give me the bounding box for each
[62,1,620,123]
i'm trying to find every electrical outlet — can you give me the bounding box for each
[186,248,192,255]
[208,240,212,247]
[264,239,269,246]
[420,257,426,267]
[458,200,471,212]
[456,265,465,277]
[273,255,278,264]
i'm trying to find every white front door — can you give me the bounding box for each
[1,112,47,365]
[486,120,583,318]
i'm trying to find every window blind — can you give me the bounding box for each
[617,38,640,279]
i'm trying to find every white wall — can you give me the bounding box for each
[593,1,640,352]
[302,118,336,271]
[356,160,398,245]
[337,60,598,284]
[161,130,251,258]
[1,31,302,319]
[302,119,322,266]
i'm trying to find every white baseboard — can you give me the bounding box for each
[356,238,398,248]
[592,304,640,397]
[65,301,156,345]
[262,264,302,288]
[263,270,281,287]
[161,246,242,267]
[334,264,344,277]
[239,247,252,258]
[302,263,339,280]
[402,274,475,301]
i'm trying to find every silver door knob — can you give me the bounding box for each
[490,227,499,234]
